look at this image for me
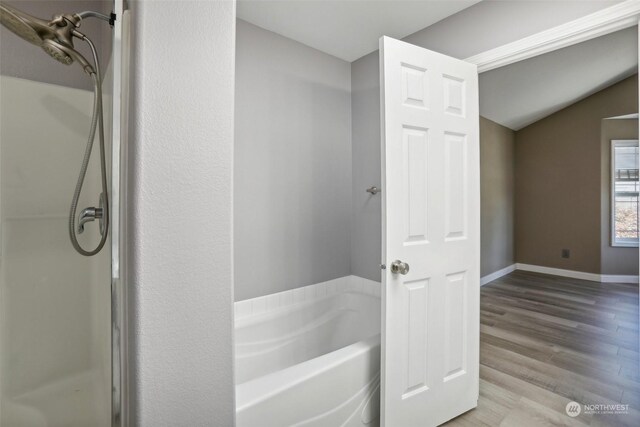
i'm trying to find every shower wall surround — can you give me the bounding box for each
[0,74,111,426]
[235,20,352,301]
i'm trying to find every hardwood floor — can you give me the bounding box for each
[446,270,640,427]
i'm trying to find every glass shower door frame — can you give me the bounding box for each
[110,0,127,425]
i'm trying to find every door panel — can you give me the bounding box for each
[380,36,479,427]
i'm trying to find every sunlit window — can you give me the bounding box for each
[612,140,639,247]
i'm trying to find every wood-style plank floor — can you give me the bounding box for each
[445,270,640,427]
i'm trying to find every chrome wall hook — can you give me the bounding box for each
[366,186,381,195]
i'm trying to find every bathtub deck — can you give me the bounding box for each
[444,270,640,427]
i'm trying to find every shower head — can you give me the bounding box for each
[0,2,94,73]
[41,39,74,65]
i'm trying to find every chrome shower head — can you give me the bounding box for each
[0,2,94,72]
[42,39,74,65]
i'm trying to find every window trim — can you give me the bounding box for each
[611,139,639,248]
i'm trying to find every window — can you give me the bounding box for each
[612,140,639,247]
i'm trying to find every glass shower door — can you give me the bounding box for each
[0,2,114,425]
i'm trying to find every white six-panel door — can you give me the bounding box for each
[380,36,480,427]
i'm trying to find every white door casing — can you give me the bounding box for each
[379,36,480,427]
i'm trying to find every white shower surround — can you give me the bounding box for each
[235,276,381,427]
[0,75,111,427]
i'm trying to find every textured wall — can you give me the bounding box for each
[126,1,236,425]
[0,1,113,90]
[600,118,639,275]
[515,76,638,274]
[480,117,515,277]
[234,20,352,301]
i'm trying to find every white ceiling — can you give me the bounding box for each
[480,26,638,130]
[237,0,481,62]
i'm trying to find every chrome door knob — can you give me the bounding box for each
[390,260,410,275]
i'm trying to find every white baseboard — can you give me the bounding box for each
[481,264,517,286]
[516,263,639,284]
[515,263,601,282]
[480,263,639,285]
[600,274,640,284]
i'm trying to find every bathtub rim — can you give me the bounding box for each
[234,275,381,322]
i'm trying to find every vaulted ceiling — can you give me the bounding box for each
[479,26,638,130]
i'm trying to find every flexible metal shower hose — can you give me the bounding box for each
[68,35,109,256]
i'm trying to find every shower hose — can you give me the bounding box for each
[68,34,109,256]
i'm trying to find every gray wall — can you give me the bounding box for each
[480,117,515,277]
[234,20,352,301]
[600,118,639,275]
[127,0,235,425]
[350,51,381,282]
[1,1,113,90]
[349,0,616,280]
[515,76,638,274]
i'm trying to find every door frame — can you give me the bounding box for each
[464,0,640,73]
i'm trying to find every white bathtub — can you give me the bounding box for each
[235,276,381,427]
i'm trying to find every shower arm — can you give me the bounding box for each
[48,10,116,30]
[75,10,116,26]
